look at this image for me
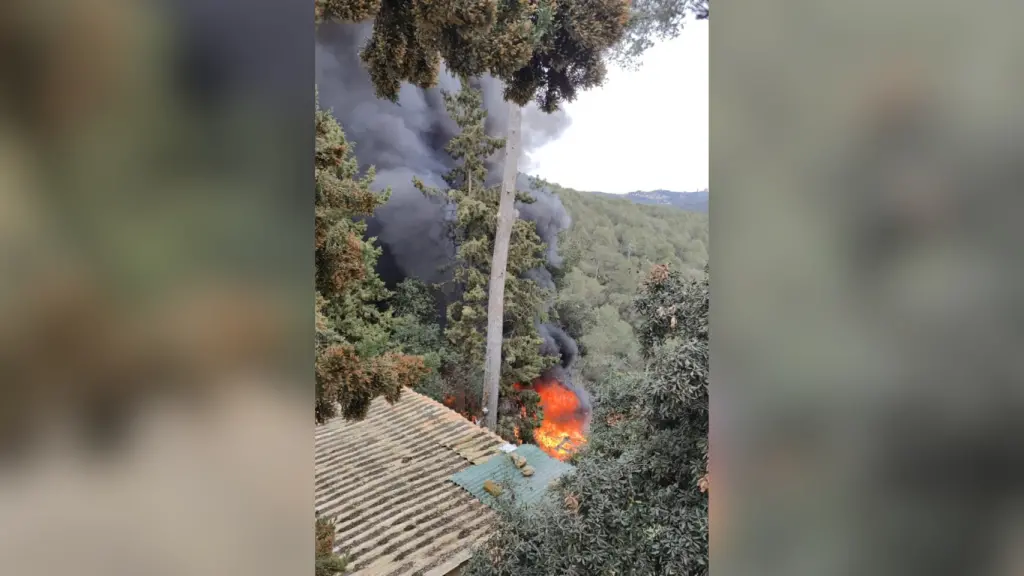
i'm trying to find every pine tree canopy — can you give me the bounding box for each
[611,0,709,68]
[314,98,429,423]
[315,0,631,112]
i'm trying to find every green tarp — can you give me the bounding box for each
[450,444,574,510]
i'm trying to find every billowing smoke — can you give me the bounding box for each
[315,22,581,395]
[538,323,589,414]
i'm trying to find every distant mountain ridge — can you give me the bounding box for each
[590,189,709,213]
[523,174,708,213]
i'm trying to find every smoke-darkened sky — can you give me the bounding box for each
[314,23,573,285]
[315,23,582,387]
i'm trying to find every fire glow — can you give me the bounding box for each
[442,396,479,425]
[445,377,588,461]
[524,377,588,461]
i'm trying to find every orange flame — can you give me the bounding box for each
[443,380,587,460]
[525,377,587,461]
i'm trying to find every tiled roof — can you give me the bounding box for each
[450,444,574,510]
[314,388,506,576]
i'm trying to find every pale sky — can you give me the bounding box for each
[526,20,709,194]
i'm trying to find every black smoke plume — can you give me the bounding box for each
[315,22,582,401]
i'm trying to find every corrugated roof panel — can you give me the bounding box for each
[450,444,574,510]
[315,388,506,576]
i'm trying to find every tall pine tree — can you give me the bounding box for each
[415,84,556,443]
[314,97,429,423]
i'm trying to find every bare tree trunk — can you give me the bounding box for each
[481,103,522,431]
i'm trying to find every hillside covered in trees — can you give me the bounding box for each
[550,182,708,382]
[592,188,710,212]
[459,183,709,575]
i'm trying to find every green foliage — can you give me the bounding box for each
[465,266,709,576]
[547,180,707,382]
[580,303,638,375]
[551,291,597,355]
[611,0,709,69]
[315,0,630,111]
[389,279,457,402]
[314,99,429,423]
[315,516,348,576]
[414,84,556,441]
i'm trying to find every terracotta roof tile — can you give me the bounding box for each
[315,389,505,575]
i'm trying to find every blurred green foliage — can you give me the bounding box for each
[314,516,348,576]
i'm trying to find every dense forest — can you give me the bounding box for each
[312,0,709,574]
[552,183,707,383]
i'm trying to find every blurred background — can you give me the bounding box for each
[713,2,1024,576]
[0,0,312,574]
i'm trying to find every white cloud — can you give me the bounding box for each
[526,21,708,194]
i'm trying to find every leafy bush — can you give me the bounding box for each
[315,516,348,576]
[465,264,709,576]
